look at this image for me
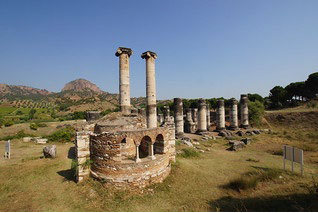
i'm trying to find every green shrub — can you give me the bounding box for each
[16,110,23,115]
[36,122,48,127]
[227,177,258,191]
[226,168,282,191]
[71,111,86,120]
[0,130,34,141]
[30,123,38,130]
[47,127,75,142]
[248,100,265,125]
[4,120,14,127]
[179,148,200,158]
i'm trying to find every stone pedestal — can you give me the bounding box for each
[174,98,184,138]
[141,51,158,128]
[229,98,238,130]
[197,99,207,132]
[240,94,249,128]
[216,99,225,131]
[116,47,133,115]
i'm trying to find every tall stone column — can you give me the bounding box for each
[216,99,225,130]
[185,108,196,133]
[135,145,141,163]
[229,98,238,130]
[163,106,170,122]
[158,114,164,126]
[197,99,207,132]
[174,98,184,138]
[115,47,133,115]
[206,104,211,131]
[141,51,158,128]
[240,94,249,128]
[148,144,156,160]
[192,108,198,125]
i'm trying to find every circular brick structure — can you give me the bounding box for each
[86,112,175,188]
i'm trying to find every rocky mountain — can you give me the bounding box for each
[0,84,52,98]
[61,78,104,94]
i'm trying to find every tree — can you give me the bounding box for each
[269,86,287,109]
[28,108,36,120]
[247,93,264,103]
[248,100,265,125]
[305,72,318,99]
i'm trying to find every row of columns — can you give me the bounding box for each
[116,47,158,129]
[215,95,249,130]
[161,95,249,135]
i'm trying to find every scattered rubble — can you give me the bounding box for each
[43,145,57,158]
[228,141,245,151]
[23,137,48,144]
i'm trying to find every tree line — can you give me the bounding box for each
[268,72,318,109]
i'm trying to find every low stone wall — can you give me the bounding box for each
[90,154,171,188]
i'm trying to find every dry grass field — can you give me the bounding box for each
[0,111,317,211]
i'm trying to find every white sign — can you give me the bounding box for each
[283,145,303,175]
[4,140,10,159]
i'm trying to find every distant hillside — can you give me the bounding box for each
[0,84,52,99]
[61,78,103,94]
[0,79,157,114]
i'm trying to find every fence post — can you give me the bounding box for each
[291,147,294,173]
[300,149,304,176]
[283,145,286,170]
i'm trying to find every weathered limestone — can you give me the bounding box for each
[240,94,249,128]
[163,106,170,121]
[206,104,211,131]
[43,145,57,158]
[184,108,196,133]
[192,108,198,125]
[229,98,239,130]
[116,47,133,115]
[197,99,207,132]
[173,98,184,138]
[75,131,90,182]
[141,51,158,128]
[216,99,226,131]
[138,108,146,116]
[158,114,164,126]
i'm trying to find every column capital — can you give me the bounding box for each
[230,98,238,105]
[115,47,133,57]
[141,51,157,59]
[240,94,248,99]
[217,99,225,107]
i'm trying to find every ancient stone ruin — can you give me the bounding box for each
[74,47,254,188]
[162,95,250,135]
[75,47,176,188]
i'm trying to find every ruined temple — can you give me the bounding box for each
[75,47,176,188]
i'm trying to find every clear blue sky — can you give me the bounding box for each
[0,0,317,100]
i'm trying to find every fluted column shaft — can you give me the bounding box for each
[230,98,238,129]
[216,99,225,130]
[141,51,158,128]
[197,99,207,132]
[240,94,249,128]
[116,47,132,115]
[206,104,211,130]
[174,98,184,137]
